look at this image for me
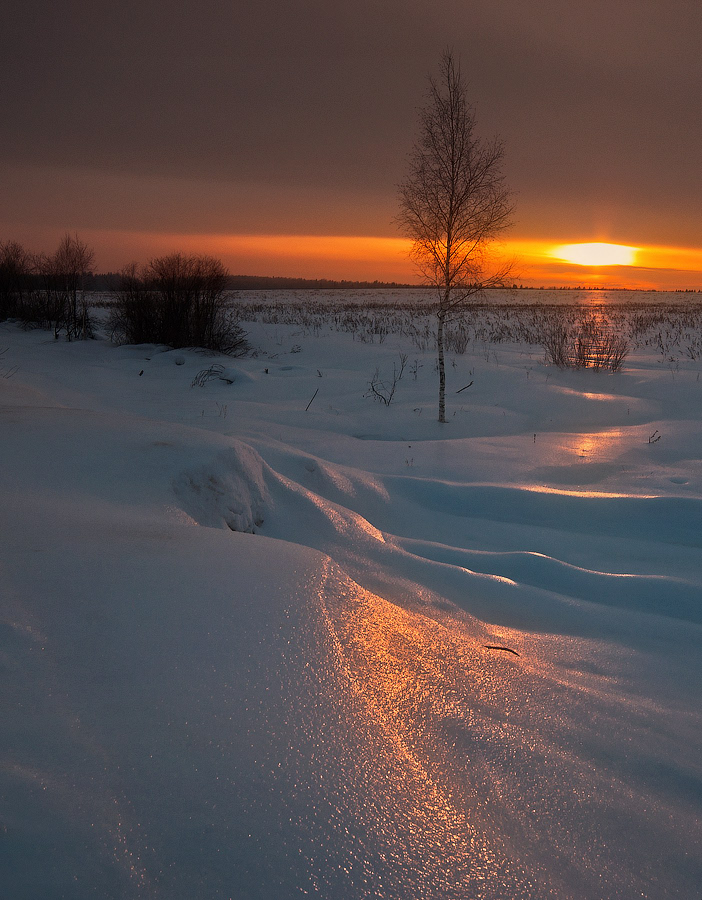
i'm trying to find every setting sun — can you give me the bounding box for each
[550,242,639,267]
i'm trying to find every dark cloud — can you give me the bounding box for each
[1,0,700,245]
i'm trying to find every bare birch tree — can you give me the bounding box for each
[397,50,513,422]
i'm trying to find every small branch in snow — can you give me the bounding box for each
[305,388,319,411]
[484,645,521,657]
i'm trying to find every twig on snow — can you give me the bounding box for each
[484,645,521,657]
[305,388,319,411]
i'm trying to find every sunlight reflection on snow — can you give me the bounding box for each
[523,483,656,499]
[567,428,629,462]
[315,563,534,897]
[550,386,620,402]
[308,558,681,898]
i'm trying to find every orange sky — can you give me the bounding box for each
[2,3,701,292]
[4,214,701,289]
[506,240,702,290]
[19,226,699,291]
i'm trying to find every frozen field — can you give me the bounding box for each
[1,291,701,898]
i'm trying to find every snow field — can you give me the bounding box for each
[1,293,701,898]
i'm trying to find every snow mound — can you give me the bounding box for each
[173,441,270,532]
[174,441,387,549]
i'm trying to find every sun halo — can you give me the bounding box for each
[551,242,639,267]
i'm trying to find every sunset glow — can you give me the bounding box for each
[505,239,702,289]
[19,225,702,290]
[550,243,639,267]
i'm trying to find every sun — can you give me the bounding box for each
[550,242,639,267]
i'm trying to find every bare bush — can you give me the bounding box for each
[443,320,470,354]
[543,317,629,371]
[191,364,229,387]
[542,322,571,367]
[55,234,95,339]
[109,263,158,345]
[364,353,408,405]
[110,253,248,355]
[20,234,95,338]
[599,333,629,371]
[0,241,33,321]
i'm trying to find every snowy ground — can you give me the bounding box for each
[1,294,701,899]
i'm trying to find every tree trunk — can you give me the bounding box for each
[437,308,446,423]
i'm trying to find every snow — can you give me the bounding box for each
[1,293,701,898]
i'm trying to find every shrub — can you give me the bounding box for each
[543,317,628,371]
[364,353,408,405]
[443,319,470,354]
[109,262,158,346]
[110,253,248,355]
[0,241,33,322]
[542,322,571,367]
[18,234,95,339]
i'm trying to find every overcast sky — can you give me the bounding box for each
[2,0,701,280]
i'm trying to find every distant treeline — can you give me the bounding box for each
[225,275,419,290]
[54,274,702,293]
[80,273,420,291]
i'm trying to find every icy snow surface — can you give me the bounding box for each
[1,295,701,898]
